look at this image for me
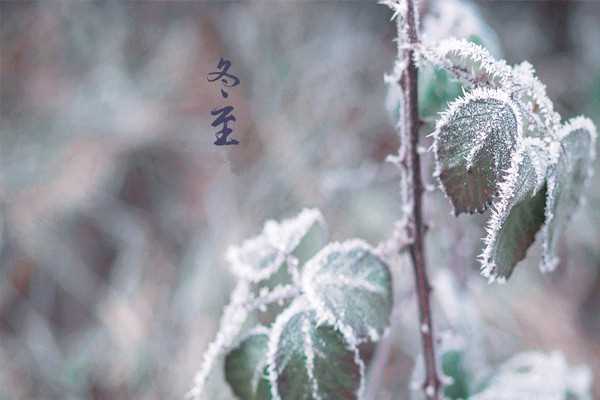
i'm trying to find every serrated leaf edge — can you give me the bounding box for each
[189,281,252,400]
[432,87,523,214]
[419,39,561,136]
[417,38,513,87]
[266,297,365,400]
[479,137,548,283]
[301,239,386,343]
[227,208,326,283]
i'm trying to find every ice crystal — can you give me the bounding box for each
[226,208,325,283]
[480,138,549,282]
[267,298,363,400]
[301,239,393,343]
[541,117,597,272]
[188,281,251,400]
[419,38,561,138]
[433,87,522,214]
[417,38,513,88]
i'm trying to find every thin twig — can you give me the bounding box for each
[400,1,441,399]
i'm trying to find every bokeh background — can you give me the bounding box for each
[1,1,599,399]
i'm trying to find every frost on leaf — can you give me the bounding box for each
[470,352,592,400]
[267,298,364,400]
[542,117,597,272]
[418,38,512,88]
[510,62,561,137]
[433,88,522,215]
[480,138,549,282]
[301,240,393,343]
[227,209,327,283]
[225,327,272,400]
[189,282,252,400]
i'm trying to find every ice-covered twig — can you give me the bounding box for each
[385,0,441,398]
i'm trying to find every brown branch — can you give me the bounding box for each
[400,1,441,399]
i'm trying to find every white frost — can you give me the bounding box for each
[479,138,548,282]
[267,297,310,400]
[227,208,326,282]
[432,87,523,214]
[187,281,251,400]
[541,116,597,272]
[301,239,390,344]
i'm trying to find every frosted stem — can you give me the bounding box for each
[399,1,441,398]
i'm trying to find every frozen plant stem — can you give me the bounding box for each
[399,1,441,398]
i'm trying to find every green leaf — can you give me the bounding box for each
[267,299,363,400]
[542,117,597,272]
[301,240,393,342]
[433,88,522,215]
[442,350,471,400]
[419,66,463,119]
[480,138,549,282]
[420,38,513,89]
[227,209,327,283]
[225,327,272,400]
[419,34,499,119]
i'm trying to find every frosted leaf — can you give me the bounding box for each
[418,64,463,119]
[227,209,327,283]
[419,39,560,138]
[227,235,287,283]
[188,282,252,400]
[470,352,592,400]
[224,327,272,400]
[411,330,489,400]
[267,298,364,400]
[433,88,522,214]
[480,138,549,282]
[418,38,513,88]
[301,240,393,343]
[510,62,561,136]
[245,284,301,314]
[541,117,597,272]
[264,209,327,257]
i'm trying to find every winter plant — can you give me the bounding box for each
[189,1,596,399]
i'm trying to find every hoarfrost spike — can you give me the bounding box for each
[433,87,522,215]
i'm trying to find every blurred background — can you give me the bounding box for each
[1,1,599,399]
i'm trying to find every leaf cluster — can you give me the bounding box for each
[420,39,597,282]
